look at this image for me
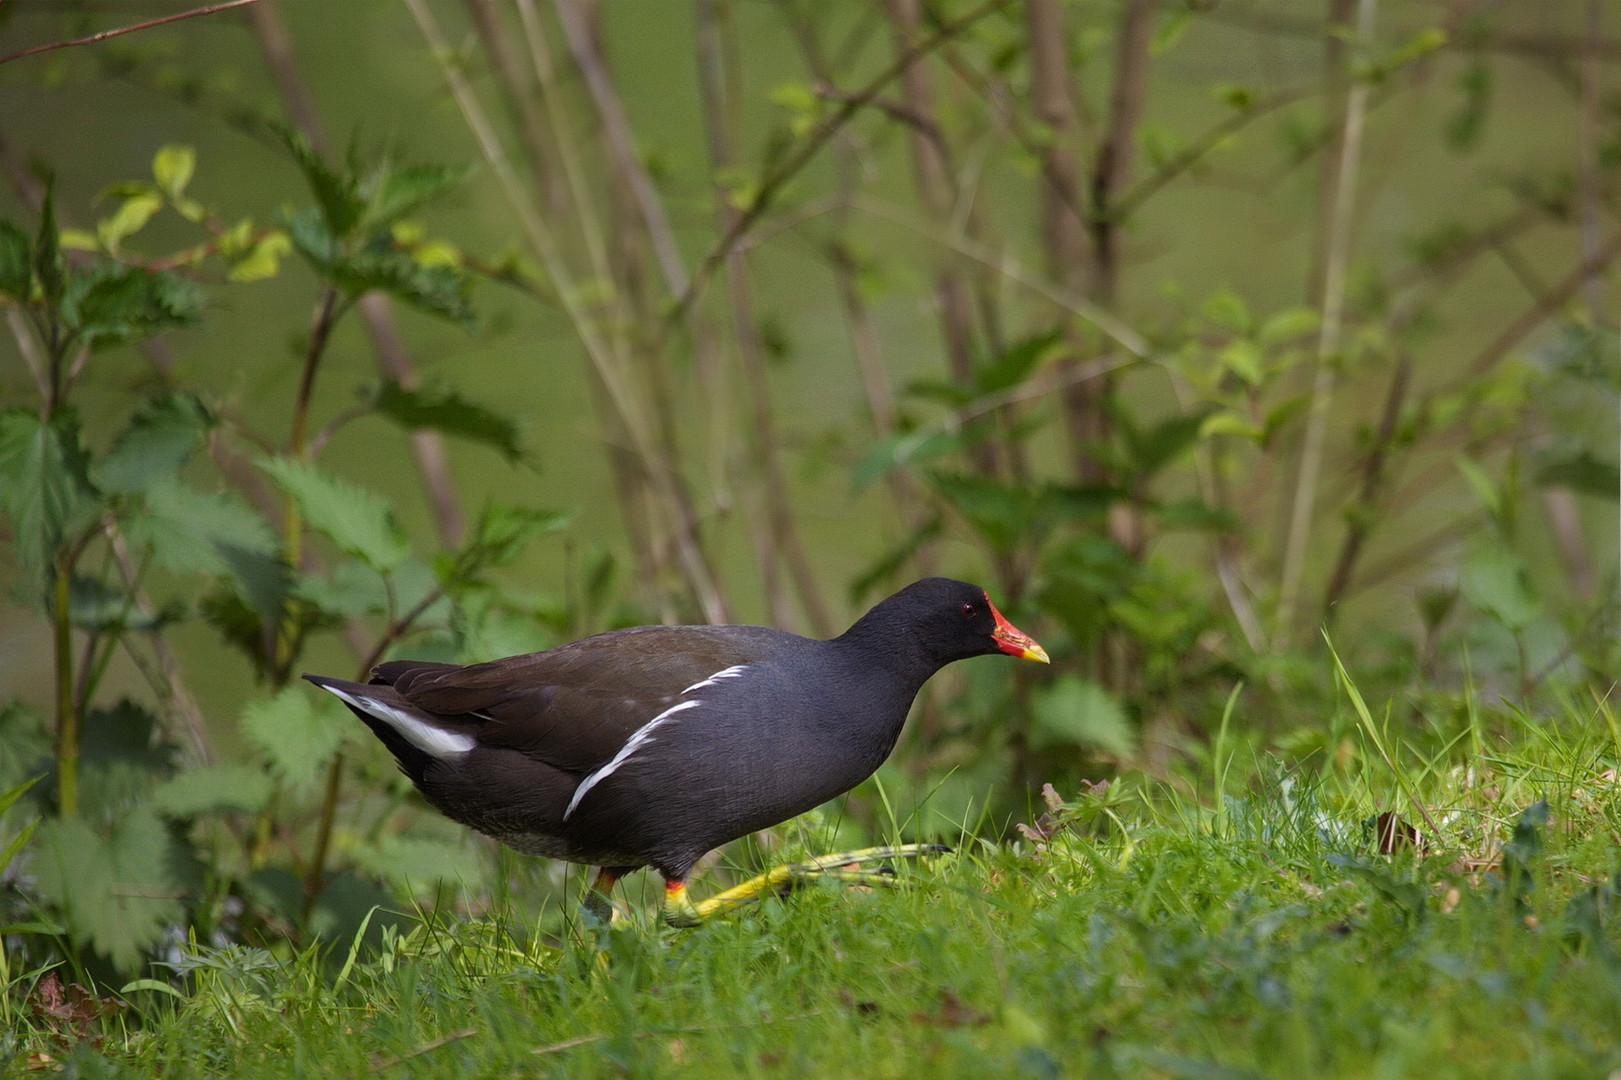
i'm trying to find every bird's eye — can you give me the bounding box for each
[960,603,977,618]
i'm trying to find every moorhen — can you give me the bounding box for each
[304,577,1048,925]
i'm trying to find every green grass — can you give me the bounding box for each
[7,686,1621,1079]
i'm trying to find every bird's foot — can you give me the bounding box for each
[662,843,951,927]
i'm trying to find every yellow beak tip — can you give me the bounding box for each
[1024,645,1051,664]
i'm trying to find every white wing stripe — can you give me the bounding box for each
[682,663,749,695]
[318,685,475,759]
[563,699,702,820]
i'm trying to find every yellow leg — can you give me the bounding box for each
[582,866,628,924]
[662,843,949,928]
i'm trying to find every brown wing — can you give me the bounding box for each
[370,625,790,775]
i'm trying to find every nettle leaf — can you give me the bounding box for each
[0,409,101,585]
[121,477,278,576]
[1030,674,1136,757]
[0,218,32,300]
[94,392,213,494]
[280,129,365,237]
[60,263,204,349]
[334,247,474,326]
[347,833,483,895]
[33,807,189,973]
[260,457,410,572]
[369,162,472,228]
[927,471,1050,556]
[372,380,521,462]
[150,763,273,818]
[69,574,175,632]
[441,504,572,586]
[240,687,349,796]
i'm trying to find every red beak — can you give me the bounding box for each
[988,596,1049,663]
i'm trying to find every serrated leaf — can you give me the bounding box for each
[0,218,31,300]
[0,409,101,585]
[279,129,365,237]
[443,504,571,586]
[240,687,348,795]
[1030,675,1135,756]
[347,833,483,893]
[152,145,196,199]
[260,457,410,571]
[335,248,475,326]
[370,163,472,228]
[33,808,188,973]
[61,263,204,349]
[94,392,213,494]
[121,477,278,577]
[372,380,522,462]
[150,763,274,818]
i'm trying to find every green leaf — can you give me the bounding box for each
[442,504,571,587]
[1030,675,1135,757]
[33,808,188,973]
[369,162,472,228]
[260,457,410,571]
[927,472,1046,556]
[97,192,163,250]
[372,380,522,462]
[0,218,32,300]
[976,329,1062,394]
[121,477,278,576]
[1460,545,1539,630]
[279,129,365,237]
[1198,411,1264,442]
[347,833,483,893]
[225,229,291,283]
[1536,452,1618,500]
[1257,306,1320,346]
[851,427,966,491]
[0,409,101,585]
[152,145,196,199]
[94,392,213,494]
[1123,409,1212,477]
[35,180,64,306]
[336,248,475,326]
[240,687,348,796]
[1455,455,1501,517]
[150,763,274,818]
[61,263,205,349]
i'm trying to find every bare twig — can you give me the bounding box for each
[0,0,262,66]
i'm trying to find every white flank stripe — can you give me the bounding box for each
[564,699,701,820]
[320,685,475,759]
[682,663,749,695]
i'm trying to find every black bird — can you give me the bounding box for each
[304,577,1048,925]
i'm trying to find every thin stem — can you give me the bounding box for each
[301,752,345,928]
[53,554,77,816]
[0,0,263,66]
[1276,0,1377,645]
